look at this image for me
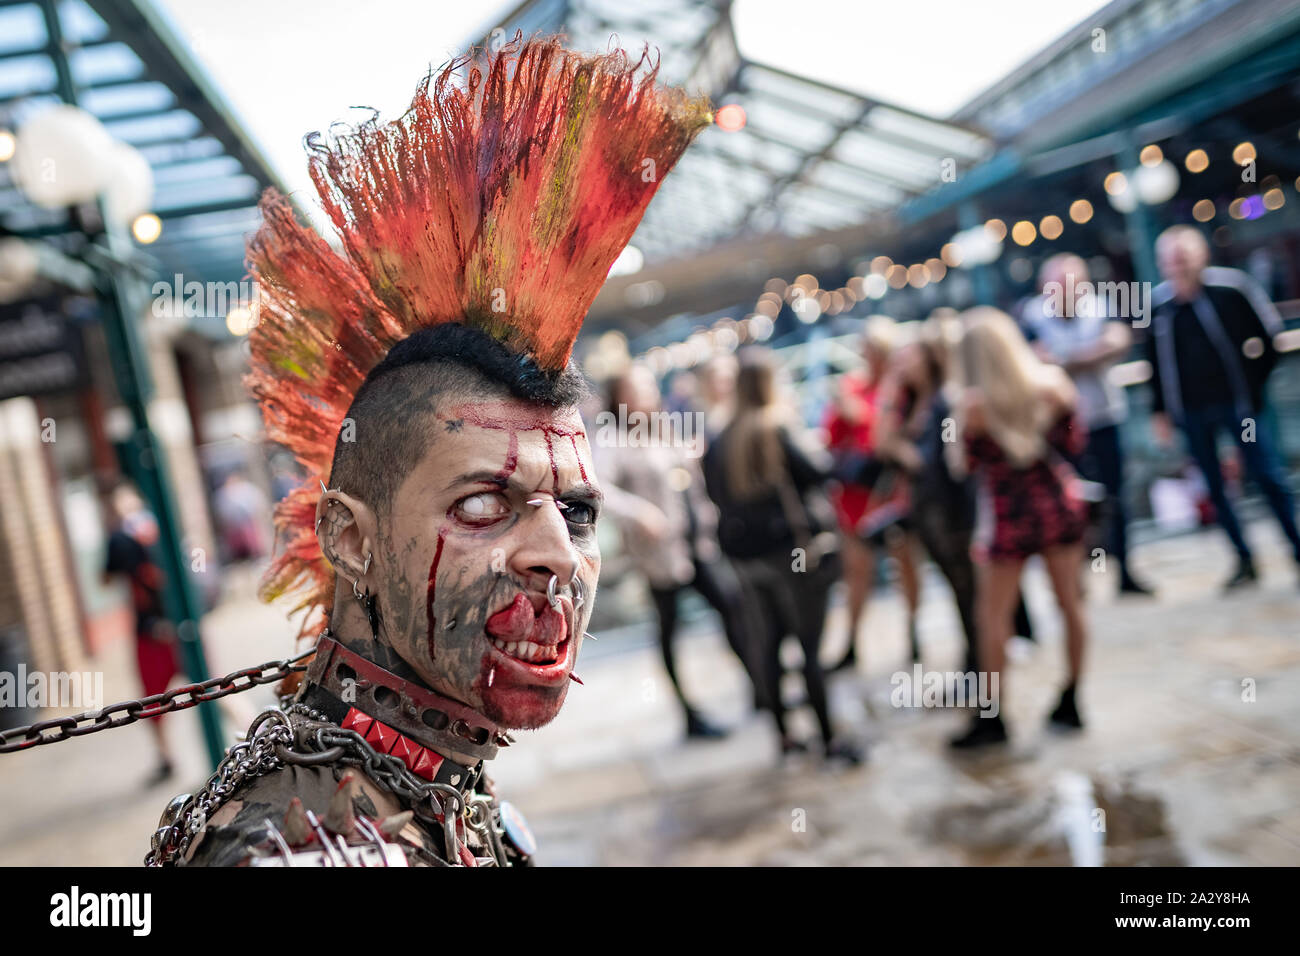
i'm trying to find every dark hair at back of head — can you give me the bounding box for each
[328,323,589,517]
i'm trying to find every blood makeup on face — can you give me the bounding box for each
[452,403,592,491]
[418,404,598,729]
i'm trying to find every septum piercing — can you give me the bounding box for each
[546,574,585,610]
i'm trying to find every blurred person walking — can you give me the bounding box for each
[822,316,922,673]
[1148,225,1300,590]
[213,467,271,564]
[1023,253,1153,596]
[703,350,863,764]
[697,352,739,445]
[101,481,180,783]
[872,322,981,674]
[597,364,760,740]
[948,310,1092,749]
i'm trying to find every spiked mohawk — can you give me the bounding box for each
[245,34,711,633]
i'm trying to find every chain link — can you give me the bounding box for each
[146,703,495,867]
[1,649,315,754]
[146,709,297,866]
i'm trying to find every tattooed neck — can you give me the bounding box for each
[327,599,427,686]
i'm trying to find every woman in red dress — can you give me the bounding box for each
[823,317,922,672]
[949,309,1091,749]
[103,482,180,782]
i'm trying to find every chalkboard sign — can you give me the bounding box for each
[0,297,87,401]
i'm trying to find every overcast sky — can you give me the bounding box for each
[154,0,1109,209]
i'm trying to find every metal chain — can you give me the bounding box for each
[146,708,297,866]
[147,705,500,867]
[1,647,316,754]
[312,725,482,860]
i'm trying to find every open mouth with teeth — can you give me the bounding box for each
[484,592,571,680]
[489,636,564,666]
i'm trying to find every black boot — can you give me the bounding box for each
[1223,559,1258,591]
[685,710,728,740]
[1048,683,1083,730]
[908,620,921,663]
[949,711,1007,750]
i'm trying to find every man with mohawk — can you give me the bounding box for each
[146,36,710,867]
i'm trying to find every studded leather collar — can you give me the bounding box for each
[299,635,513,764]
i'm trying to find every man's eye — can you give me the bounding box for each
[564,501,598,527]
[455,492,511,524]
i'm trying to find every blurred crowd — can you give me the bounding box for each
[101,224,1297,771]
[595,223,1299,761]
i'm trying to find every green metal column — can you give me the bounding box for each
[39,0,224,769]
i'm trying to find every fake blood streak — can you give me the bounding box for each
[425,529,446,661]
[453,403,590,494]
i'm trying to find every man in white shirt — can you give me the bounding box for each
[1022,253,1153,595]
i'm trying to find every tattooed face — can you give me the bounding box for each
[375,398,601,730]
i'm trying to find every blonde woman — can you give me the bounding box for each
[950,309,1090,749]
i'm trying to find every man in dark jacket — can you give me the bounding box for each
[1146,225,1300,589]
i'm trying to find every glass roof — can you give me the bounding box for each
[0,0,287,295]
[476,0,993,262]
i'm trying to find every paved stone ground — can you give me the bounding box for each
[1,527,1297,866]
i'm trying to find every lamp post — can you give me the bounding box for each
[26,0,224,770]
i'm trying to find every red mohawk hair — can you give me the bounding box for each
[245,34,711,632]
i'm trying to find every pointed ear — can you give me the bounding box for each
[315,489,379,589]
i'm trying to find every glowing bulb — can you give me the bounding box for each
[714,104,746,132]
[226,306,255,336]
[131,213,162,244]
[1139,144,1163,167]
